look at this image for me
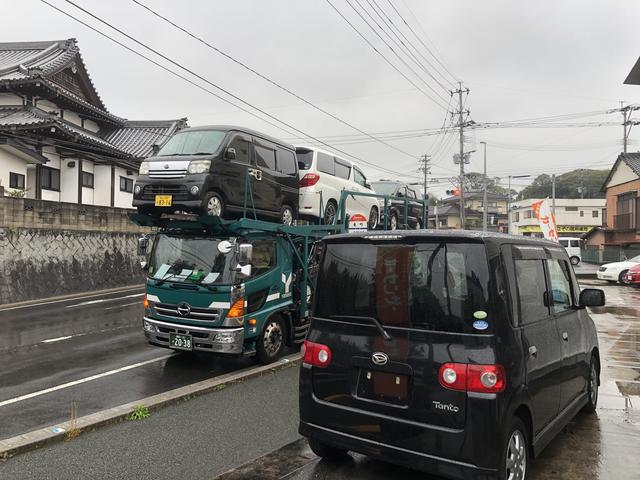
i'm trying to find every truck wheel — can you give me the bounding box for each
[570,256,580,266]
[308,437,349,461]
[256,316,286,364]
[203,192,224,217]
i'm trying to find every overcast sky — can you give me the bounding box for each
[5,0,640,197]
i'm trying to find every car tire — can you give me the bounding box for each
[499,417,529,480]
[256,316,286,364]
[582,354,599,414]
[390,213,398,230]
[570,256,580,266]
[203,192,224,217]
[368,206,379,230]
[308,437,349,461]
[280,205,294,225]
[619,270,630,285]
[323,200,337,225]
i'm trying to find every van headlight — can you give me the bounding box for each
[139,162,150,175]
[188,160,211,174]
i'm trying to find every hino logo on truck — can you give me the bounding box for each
[432,401,460,413]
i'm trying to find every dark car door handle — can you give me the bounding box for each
[529,346,537,357]
[562,332,569,341]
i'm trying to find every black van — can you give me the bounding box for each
[299,230,605,480]
[132,126,299,224]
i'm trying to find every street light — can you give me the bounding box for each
[479,141,487,232]
[507,175,531,234]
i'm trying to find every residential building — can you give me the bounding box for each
[428,191,509,231]
[0,39,186,208]
[510,198,606,237]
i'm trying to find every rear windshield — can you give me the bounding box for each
[296,149,314,170]
[315,241,492,333]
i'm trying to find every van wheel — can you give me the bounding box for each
[256,316,286,364]
[308,437,349,461]
[368,206,378,230]
[203,192,224,217]
[280,205,294,225]
[582,355,599,413]
[500,418,528,480]
[323,200,337,225]
[619,270,630,285]
[570,256,580,266]
[389,213,398,230]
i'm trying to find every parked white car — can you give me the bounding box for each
[559,237,582,265]
[296,146,379,229]
[596,254,640,284]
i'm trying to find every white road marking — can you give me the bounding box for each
[104,301,142,311]
[0,287,143,312]
[41,336,74,343]
[66,293,144,308]
[0,354,174,408]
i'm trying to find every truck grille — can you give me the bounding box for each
[141,184,189,201]
[154,302,220,322]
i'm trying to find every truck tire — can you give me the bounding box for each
[256,315,286,364]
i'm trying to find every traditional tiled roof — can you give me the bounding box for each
[103,119,187,158]
[601,152,640,191]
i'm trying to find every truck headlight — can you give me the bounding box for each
[139,162,150,175]
[188,160,211,174]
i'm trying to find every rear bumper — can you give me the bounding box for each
[143,317,244,354]
[299,421,497,480]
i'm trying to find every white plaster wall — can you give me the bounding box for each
[61,109,83,127]
[94,165,112,206]
[607,161,638,188]
[26,165,37,199]
[60,158,78,203]
[83,119,100,133]
[0,148,28,195]
[113,166,135,209]
[35,99,60,112]
[0,93,24,106]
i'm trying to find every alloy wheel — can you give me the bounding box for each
[207,196,222,216]
[263,321,283,356]
[368,207,378,230]
[390,214,398,230]
[589,362,598,406]
[282,207,293,225]
[324,203,336,225]
[505,430,526,480]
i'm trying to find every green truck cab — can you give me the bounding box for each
[132,214,338,364]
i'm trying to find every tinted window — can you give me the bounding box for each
[82,172,94,188]
[513,248,549,324]
[255,145,276,171]
[277,149,297,175]
[570,240,580,248]
[354,168,367,187]
[158,130,226,156]
[407,188,417,199]
[228,137,250,164]
[10,172,25,189]
[315,241,491,333]
[559,239,569,247]
[41,167,60,191]
[251,240,276,276]
[120,176,133,193]
[317,152,335,175]
[370,182,397,195]
[296,149,314,170]
[546,259,573,314]
[334,160,351,180]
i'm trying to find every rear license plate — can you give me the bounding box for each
[169,333,192,351]
[357,369,409,405]
[155,195,172,207]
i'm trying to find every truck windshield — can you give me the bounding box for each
[315,240,492,334]
[148,234,235,285]
[158,130,226,156]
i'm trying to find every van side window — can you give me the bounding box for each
[276,149,297,175]
[251,240,276,276]
[354,168,367,187]
[513,247,549,324]
[570,240,580,248]
[546,259,573,314]
[228,137,250,164]
[559,239,569,247]
[334,160,351,180]
[317,152,335,175]
[255,145,276,171]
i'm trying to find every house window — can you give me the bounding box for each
[82,172,94,188]
[41,166,60,191]
[565,206,578,211]
[592,210,598,218]
[514,212,520,222]
[580,210,584,217]
[9,172,25,189]
[524,209,533,219]
[120,176,133,193]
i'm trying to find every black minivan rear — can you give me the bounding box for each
[299,231,516,479]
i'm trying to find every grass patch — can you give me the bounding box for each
[128,405,151,420]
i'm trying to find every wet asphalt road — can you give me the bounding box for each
[0,286,259,440]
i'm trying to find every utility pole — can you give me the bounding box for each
[480,141,488,232]
[552,174,556,216]
[621,102,640,153]
[452,82,470,229]
[578,169,585,199]
[418,154,431,228]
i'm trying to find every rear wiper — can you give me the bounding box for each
[329,315,392,341]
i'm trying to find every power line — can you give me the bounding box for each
[46,0,418,178]
[130,0,423,163]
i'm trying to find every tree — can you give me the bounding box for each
[516,169,608,200]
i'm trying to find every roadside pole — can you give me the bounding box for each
[552,173,556,216]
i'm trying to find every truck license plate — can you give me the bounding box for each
[155,195,172,207]
[169,333,192,351]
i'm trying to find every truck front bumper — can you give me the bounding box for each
[143,317,244,354]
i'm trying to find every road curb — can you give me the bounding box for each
[0,353,302,461]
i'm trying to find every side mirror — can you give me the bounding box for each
[218,240,233,254]
[137,236,149,256]
[235,263,252,279]
[225,147,236,160]
[579,288,605,308]
[238,243,253,264]
[151,144,160,155]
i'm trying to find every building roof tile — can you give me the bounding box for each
[103,119,187,158]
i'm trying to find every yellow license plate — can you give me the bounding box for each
[155,195,172,207]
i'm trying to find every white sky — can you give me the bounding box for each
[4,0,640,197]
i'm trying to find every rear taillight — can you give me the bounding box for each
[302,340,332,368]
[299,173,320,188]
[439,363,506,393]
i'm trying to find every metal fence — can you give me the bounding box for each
[582,246,640,264]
